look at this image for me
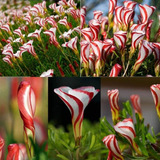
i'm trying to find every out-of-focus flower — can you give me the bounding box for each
[108,0,117,20]
[54,86,99,145]
[150,84,160,118]
[2,56,13,67]
[0,136,4,160]
[17,81,36,159]
[34,118,47,146]
[28,28,42,42]
[130,95,143,119]
[114,118,142,155]
[139,4,156,24]
[7,144,27,160]
[2,43,14,59]
[40,69,54,77]
[13,28,23,38]
[108,89,120,123]
[58,16,71,29]
[103,135,124,160]
[93,10,103,21]
[109,64,122,77]
[1,24,12,35]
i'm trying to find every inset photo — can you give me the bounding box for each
[48,77,101,160]
[0,78,48,159]
[81,0,160,77]
[101,78,160,160]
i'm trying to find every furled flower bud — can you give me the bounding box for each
[58,16,70,29]
[130,95,143,119]
[0,136,4,160]
[150,84,160,118]
[139,4,156,24]
[17,81,36,159]
[114,118,142,155]
[146,19,153,41]
[109,64,122,77]
[54,86,99,145]
[108,89,120,123]
[89,52,96,73]
[115,6,124,26]
[81,28,93,42]
[93,10,103,21]
[7,144,27,160]
[123,8,134,29]
[28,28,42,42]
[108,0,117,19]
[123,1,137,10]
[40,69,54,77]
[153,43,160,76]
[103,135,124,160]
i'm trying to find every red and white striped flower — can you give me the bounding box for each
[34,118,47,145]
[34,18,46,28]
[81,28,93,42]
[115,6,124,25]
[56,6,65,15]
[139,4,156,24]
[59,29,73,39]
[153,43,160,76]
[109,64,122,77]
[108,0,117,19]
[7,144,27,160]
[123,8,134,28]
[132,40,153,75]
[101,16,108,34]
[30,4,44,16]
[81,6,87,16]
[58,16,70,29]
[130,24,146,32]
[28,28,42,41]
[0,136,4,160]
[62,37,78,56]
[124,1,137,10]
[81,41,90,70]
[58,0,68,7]
[54,86,99,142]
[17,81,36,158]
[2,43,14,59]
[150,84,160,118]
[130,95,142,119]
[20,40,37,58]
[44,28,59,47]
[114,31,127,50]
[67,7,78,20]
[40,69,54,77]
[46,17,58,28]
[146,19,153,41]
[131,30,145,51]
[93,10,103,21]
[89,19,101,41]
[13,28,23,37]
[49,3,57,11]
[103,135,124,160]
[80,13,86,29]
[114,118,141,154]
[23,13,32,24]
[3,56,13,67]
[1,24,11,34]
[68,0,77,8]
[89,52,96,73]
[108,89,120,123]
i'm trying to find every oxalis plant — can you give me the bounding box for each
[101,85,160,160]
[48,86,101,160]
[81,0,160,77]
[0,0,80,77]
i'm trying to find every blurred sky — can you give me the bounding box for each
[85,0,151,22]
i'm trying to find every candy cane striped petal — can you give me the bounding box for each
[115,6,124,24]
[89,52,96,72]
[81,28,93,42]
[124,1,137,10]
[109,64,122,77]
[40,69,54,77]
[153,43,160,60]
[0,136,4,160]
[103,135,123,160]
[81,41,90,67]
[109,0,117,17]
[139,4,156,24]
[93,10,103,21]
[150,84,160,118]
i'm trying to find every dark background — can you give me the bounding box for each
[48,77,100,130]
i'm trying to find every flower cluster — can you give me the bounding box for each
[102,85,160,159]
[0,0,80,76]
[81,0,160,77]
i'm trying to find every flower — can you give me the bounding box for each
[0,136,4,160]
[108,0,117,19]
[81,28,93,42]
[54,86,99,144]
[150,84,160,118]
[3,56,13,67]
[17,81,36,159]
[93,10,103,21]
[123,8,134,29]
[28,28,43,41]
[108,89,120,123]
[103,135,124,160]
[13,28,23,37]
[153,43,160,76]
[1,24,11,35]
[123,1,137,10]
[58,16,70,29]
[132,40,153,76]
[109,64,122,77]
[139,4,156,24]
[7,144,27,160]
[2,43,14,59]
[130,95,143,119]
[40,69,54,77]
[89,52,96,73]
[114,118,141,155]
[114,31,127,50]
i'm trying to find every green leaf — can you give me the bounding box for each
[123,100,133,117]
[146,133,156,144]
[89,134,96,149]
[57,154,69,160]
